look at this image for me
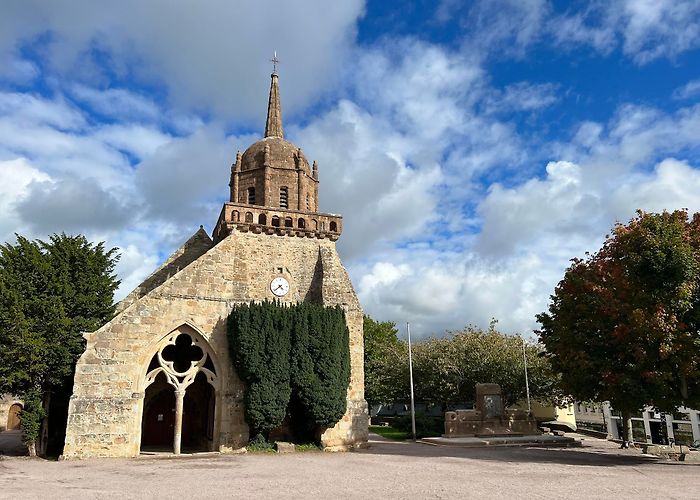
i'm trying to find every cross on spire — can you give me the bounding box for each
[265,52,284,138]
[270,51,280,75]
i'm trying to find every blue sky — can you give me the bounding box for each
[1,0,700,337]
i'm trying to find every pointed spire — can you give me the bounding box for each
[264,55,284,138]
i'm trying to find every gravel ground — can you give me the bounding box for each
[1,433,698,499]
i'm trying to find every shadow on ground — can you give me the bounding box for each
[357,433,670,467]
[0,430,27,457]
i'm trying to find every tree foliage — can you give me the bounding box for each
[227,300,350,440]
[363,317,409,408]
[227,300,291,437]
[0,234,120,451]
[363,317,560,408]
[412,322,560,407]
[292,303,350,427]
[537,210,700,420]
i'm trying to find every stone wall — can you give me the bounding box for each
[63,228,367,458]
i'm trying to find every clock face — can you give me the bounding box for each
[270,277,290,297]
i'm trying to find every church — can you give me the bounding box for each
[61,69,369,458]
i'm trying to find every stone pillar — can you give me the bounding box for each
[297,169,303,210]
[173,390,185,455]
[602,402,617,440]
[312,161,319,212]
[664,412,675,445]
[642,408,652,443]
[230,151,241,203]
[689,408,700,442]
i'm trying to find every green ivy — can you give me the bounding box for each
[227,300,350,440]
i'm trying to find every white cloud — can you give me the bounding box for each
[448,0,700,65]
[552,0,700,64]
[0,0,365,120]
[0,157,51,242]
[673,79,700,100]
[0,92,85,131]
[483,81,559,114]
[70,85,160,122]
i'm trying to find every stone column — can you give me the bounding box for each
[297,169,303,210]
[602,402,617,440]
[689,408,700,442]
[173,389,185,455]
[643,410,652,442]
[664,412,675,445]
[263,166,271,206]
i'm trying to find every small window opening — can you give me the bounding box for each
[245,212,253,223]
[280,187,288,208]
[330,221,337,232]
[298,218,306,229]
[285,217,293,228]
[247,187,256,205]
[258,214,267,225]
[272,216,281,227]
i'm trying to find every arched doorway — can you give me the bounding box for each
[141,373,175,450]
[7,403,22,431]
[140,327,218,454]
[182,372,215,452]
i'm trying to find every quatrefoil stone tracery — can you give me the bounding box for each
[145,332,217,391]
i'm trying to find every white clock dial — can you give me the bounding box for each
[270,277,290,297]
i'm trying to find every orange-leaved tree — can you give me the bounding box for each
[537,210,700,446]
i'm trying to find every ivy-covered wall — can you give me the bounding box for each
[227,300,350,441]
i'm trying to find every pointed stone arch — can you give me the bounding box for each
[139,323,221,454]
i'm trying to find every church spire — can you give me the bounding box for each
[264,52,284,138]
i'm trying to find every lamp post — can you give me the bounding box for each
[407,322,417,442]
[522,336,531,414]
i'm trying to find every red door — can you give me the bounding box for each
[142,390,175,448]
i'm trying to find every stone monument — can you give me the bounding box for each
[444,383,539,437]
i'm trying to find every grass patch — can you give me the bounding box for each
[369,425,410,441]
[295,443,321,452]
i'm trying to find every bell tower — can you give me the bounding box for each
[215,68,339,242]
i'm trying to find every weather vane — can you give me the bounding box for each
[271,51,280,74]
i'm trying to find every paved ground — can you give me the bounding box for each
[1,433,699,499]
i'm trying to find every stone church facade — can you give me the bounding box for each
[62,71,368,458]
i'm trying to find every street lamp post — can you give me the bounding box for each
[407,322,417,442]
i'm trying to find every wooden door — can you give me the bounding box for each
[7,403,22,430]
[142,390,175,447]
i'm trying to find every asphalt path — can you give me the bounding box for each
[1,433,698,499]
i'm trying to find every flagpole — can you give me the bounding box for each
[407,322,417,442]
[522,337,531,414]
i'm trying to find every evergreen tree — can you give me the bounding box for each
[0,234,119,455]
[227,300,351,442]
[293,304,350,428]
[228,300,292,438]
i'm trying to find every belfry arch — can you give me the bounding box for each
[139,324,220,454]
